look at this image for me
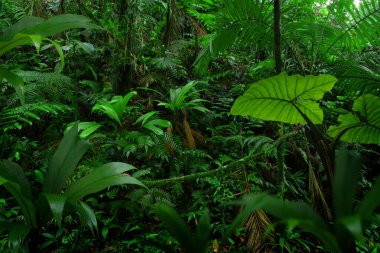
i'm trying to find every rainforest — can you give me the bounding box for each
[0,0,379,252]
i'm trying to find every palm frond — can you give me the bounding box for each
[327,56,380,94]
[328,0,380,53]
[194,0,273,75]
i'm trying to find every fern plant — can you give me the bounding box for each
[0,103,72,132]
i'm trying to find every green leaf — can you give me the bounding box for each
[0,161,36,228]
[0,68,25,104]
[154,204,197,252]
[65,121,101,139]
[230,72,337,124]
[196,211,211,253]
[0,14,100,42]
[92,103,121,126]
[228,193,341,253]
[357,175,380,219]
[71,201,98,234]
[333,147,361,220]
[328,94,380,144]
[64,162,145,201]
[42,193,66,227]
[43,123,90,193]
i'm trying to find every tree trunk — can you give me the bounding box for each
[274,0,281,74]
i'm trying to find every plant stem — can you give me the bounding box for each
[142,158,247,187]
[274,0,282,74]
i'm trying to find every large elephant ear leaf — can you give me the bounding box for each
[230,72,337,124]
[328,94,380,144]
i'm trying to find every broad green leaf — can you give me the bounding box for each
[332,147,362,248]
[43,123,90,193]
[28,34,42,53]
[0,162,36,228]
[196,211,211,253]
[230,72,337,124]
[337,215,363,240]
[0,222,30,245]
[154,204,196,252]
[0,68,25,104]
[0,33,38,56]
[72,201,98,234]
[357,176,380,218]
[0,14,100,42]
[135,112,172,135]
[333,147,361,219]
[328,94,380,144]
[42,193,66,227]
[135,111,158,125]
[48,39,65,69]
[92,103,121,126]
[65,122,101,139]
[64,162,145,200]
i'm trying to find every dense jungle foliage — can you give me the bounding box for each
[1,0,380,252]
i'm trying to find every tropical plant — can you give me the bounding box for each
[231,73,380,172]
[153,204,211,253]
[134,111,172,135]
[64,121,102,140]
[230,72,337,125]
[158,81,209,148]
[92,91,137,127]
[0,123,145,251]
[227,146,380,253]
[0,14,99,103]
[328,94,380,145]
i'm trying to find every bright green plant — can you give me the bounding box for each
[328,94,380,145]
[230,72,337,125]
[230,73,380,179]
[0,123,145,251]
[153,204,211,253]
[158,81,209,148]
[0,14,99,104]
[92,91,137,127]
[227,147,380,253]
[64,121,102,140]
[134,111,172,135]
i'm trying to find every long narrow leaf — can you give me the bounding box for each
[43,123,90,193]
[64,162,145,200]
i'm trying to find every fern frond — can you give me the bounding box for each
[0,0,28,30]
[245,135,277,157]
[151,132,182,161]
[0,103,72,132]
[115,131,155,158]
[150,54,187,78]
[194,0,273,75]
[328,0,380,53]
[328,59,380,94]
[132,168,152,179]
[7,71,73,105]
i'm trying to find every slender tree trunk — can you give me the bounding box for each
[163,0,172,46]
[274,0,281,74]
[59,0,65,14]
